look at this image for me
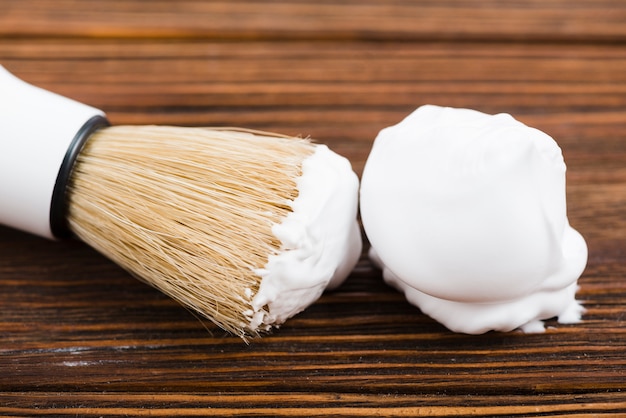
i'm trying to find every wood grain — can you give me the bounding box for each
[2,0,626,41]
[1,1,626,416]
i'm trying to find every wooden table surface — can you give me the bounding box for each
[2,1,626,416]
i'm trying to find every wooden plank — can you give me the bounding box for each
[2,392,626,417]
[1,0,625,41]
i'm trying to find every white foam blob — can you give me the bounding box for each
[360,105,588,334]
[248,144,362,330]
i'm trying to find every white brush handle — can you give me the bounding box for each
[0,65,108,239]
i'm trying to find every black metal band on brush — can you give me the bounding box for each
[49,115,111,238]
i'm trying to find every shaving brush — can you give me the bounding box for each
[0,66,362,339]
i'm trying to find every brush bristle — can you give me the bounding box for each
[66,125,315,339]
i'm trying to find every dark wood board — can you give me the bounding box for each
[1,1,626,416]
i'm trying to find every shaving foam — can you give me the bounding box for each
[248,144,362,330]
[360,105,587,334]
